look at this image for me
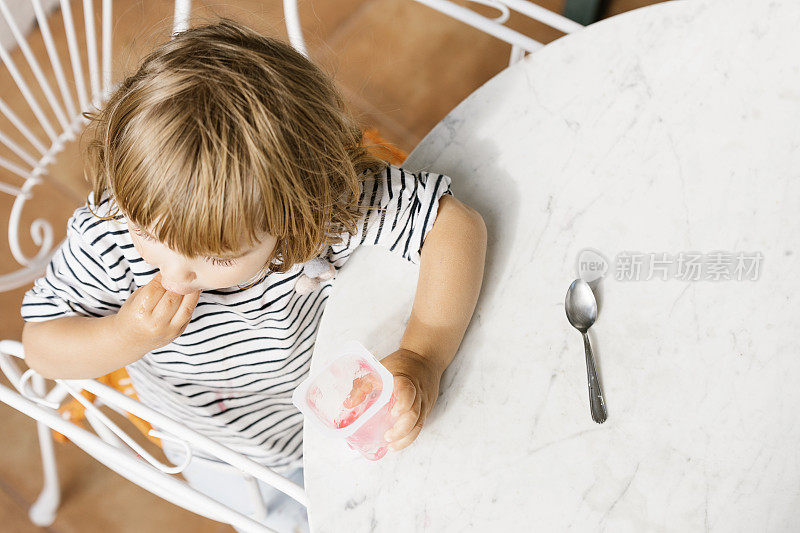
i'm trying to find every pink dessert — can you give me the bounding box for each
[334,371,383,429]
[342,391,398,460]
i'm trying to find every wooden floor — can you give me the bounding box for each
[0,0,665,531]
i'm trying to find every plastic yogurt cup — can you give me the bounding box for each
[292,340,399,460]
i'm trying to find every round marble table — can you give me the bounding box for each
[303,0,800,530]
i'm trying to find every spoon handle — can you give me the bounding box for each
[582,332,607,423]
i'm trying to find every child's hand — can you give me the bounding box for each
[116,271,203,355]
[379,348,443,452]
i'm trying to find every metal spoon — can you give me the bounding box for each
[565,279,608,423]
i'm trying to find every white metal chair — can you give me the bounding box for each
[0,340,307,532]
[0,1,310,531]
[412,0,584,65]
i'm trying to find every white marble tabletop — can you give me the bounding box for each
[303,0,800,530]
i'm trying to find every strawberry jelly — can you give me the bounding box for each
[334,372,383,428]
[333,370,398,460]
[342,391,399,460]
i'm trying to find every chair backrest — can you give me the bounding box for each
[0,0,307,293]
[0,339,307,532]
[411,0,583,64]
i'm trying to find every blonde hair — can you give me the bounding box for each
[82,17,389,288]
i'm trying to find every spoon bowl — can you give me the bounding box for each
[565,279,597,332]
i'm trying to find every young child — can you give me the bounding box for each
[20,18,487,533]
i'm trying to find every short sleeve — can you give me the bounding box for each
[20,207,125,323]
[327,164,453,267]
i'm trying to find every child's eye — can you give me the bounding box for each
[133,226,237,267]
[206,257,237,267]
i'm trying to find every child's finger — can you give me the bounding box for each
[171,289,202,329]
[390,375,416,416]
[384,410,418,442]
[138,272,167,315]
[385,389,422,442]
[389,424,423,452]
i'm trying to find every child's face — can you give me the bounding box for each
[126,220,277,294]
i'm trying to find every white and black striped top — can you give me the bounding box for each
[20,164,453,473]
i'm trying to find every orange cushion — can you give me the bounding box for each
[51,367,162,448]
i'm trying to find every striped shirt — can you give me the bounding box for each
[20,164,453,473]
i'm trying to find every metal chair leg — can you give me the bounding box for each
[244,473,268,522]
[28,373,60,527]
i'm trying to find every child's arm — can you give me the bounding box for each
[399,194,487,375]
[381,194,487,450]
[23,271,202,380]
[22,315,147,380]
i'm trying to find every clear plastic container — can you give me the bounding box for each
[292,340,399,460]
